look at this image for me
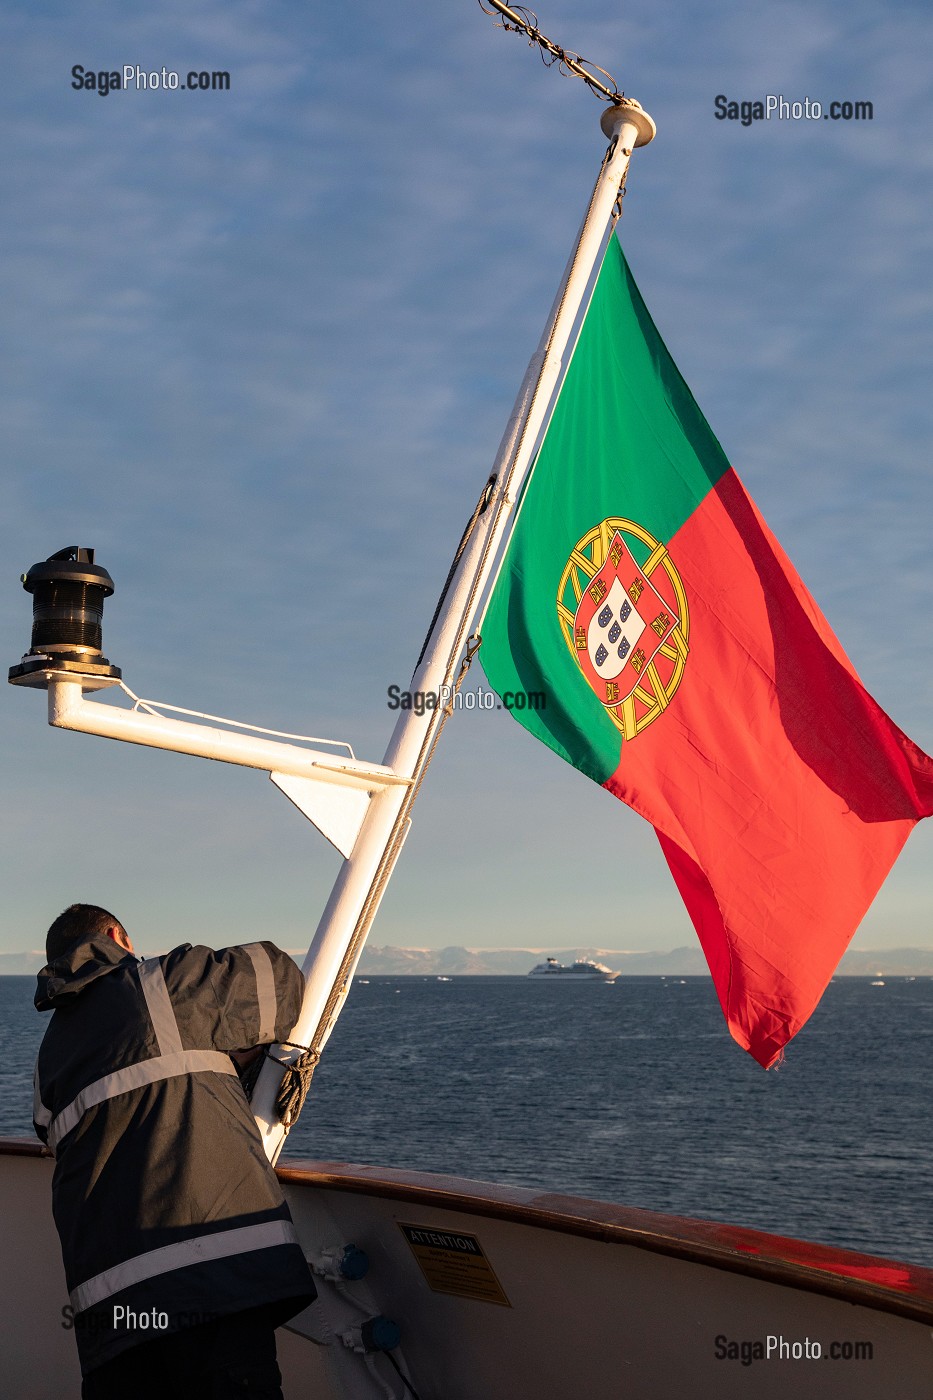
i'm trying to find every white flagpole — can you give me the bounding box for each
[252,99,655,1161]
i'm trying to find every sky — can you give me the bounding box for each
[1,0,932,959]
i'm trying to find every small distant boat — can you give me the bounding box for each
[528,957,618,982]
[872,979,886,987]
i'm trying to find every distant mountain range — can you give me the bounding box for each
[4,944,933,978]
[353,945,933,977]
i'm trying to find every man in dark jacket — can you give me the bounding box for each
[33,903,316,1398]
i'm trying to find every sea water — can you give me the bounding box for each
[2,973,930,1268]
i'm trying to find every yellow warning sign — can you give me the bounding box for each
[399,1224,511,1307]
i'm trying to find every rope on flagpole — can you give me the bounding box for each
[476,0,622,104]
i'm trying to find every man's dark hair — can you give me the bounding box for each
[46,904,126,964]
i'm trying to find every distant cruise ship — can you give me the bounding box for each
[528,957,618,982]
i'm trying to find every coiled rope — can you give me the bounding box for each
[239,1041,320,1129]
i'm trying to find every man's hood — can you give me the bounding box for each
[35,934,137,1011]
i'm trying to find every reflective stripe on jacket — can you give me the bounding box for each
[33,936,315,1375]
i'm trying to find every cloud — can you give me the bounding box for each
[2,0,932,956]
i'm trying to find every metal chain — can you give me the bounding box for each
[477,0,622,104]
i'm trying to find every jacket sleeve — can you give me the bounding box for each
[163,942,304,1053]
[33,1059,51,1147]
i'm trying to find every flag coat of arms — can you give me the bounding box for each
[481,237,933,1068]
[572,530,679,709]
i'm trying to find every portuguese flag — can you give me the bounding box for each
[481,236,933,1068]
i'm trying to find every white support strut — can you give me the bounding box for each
[46,680,408,795]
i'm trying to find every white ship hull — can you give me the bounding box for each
[529,958,618,981]
[528,971,615,980]
[5,1137,931,1399]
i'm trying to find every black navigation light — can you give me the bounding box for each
[8,546,122,687]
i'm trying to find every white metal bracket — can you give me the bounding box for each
[43,677,410,862]
[271,771,371,860]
